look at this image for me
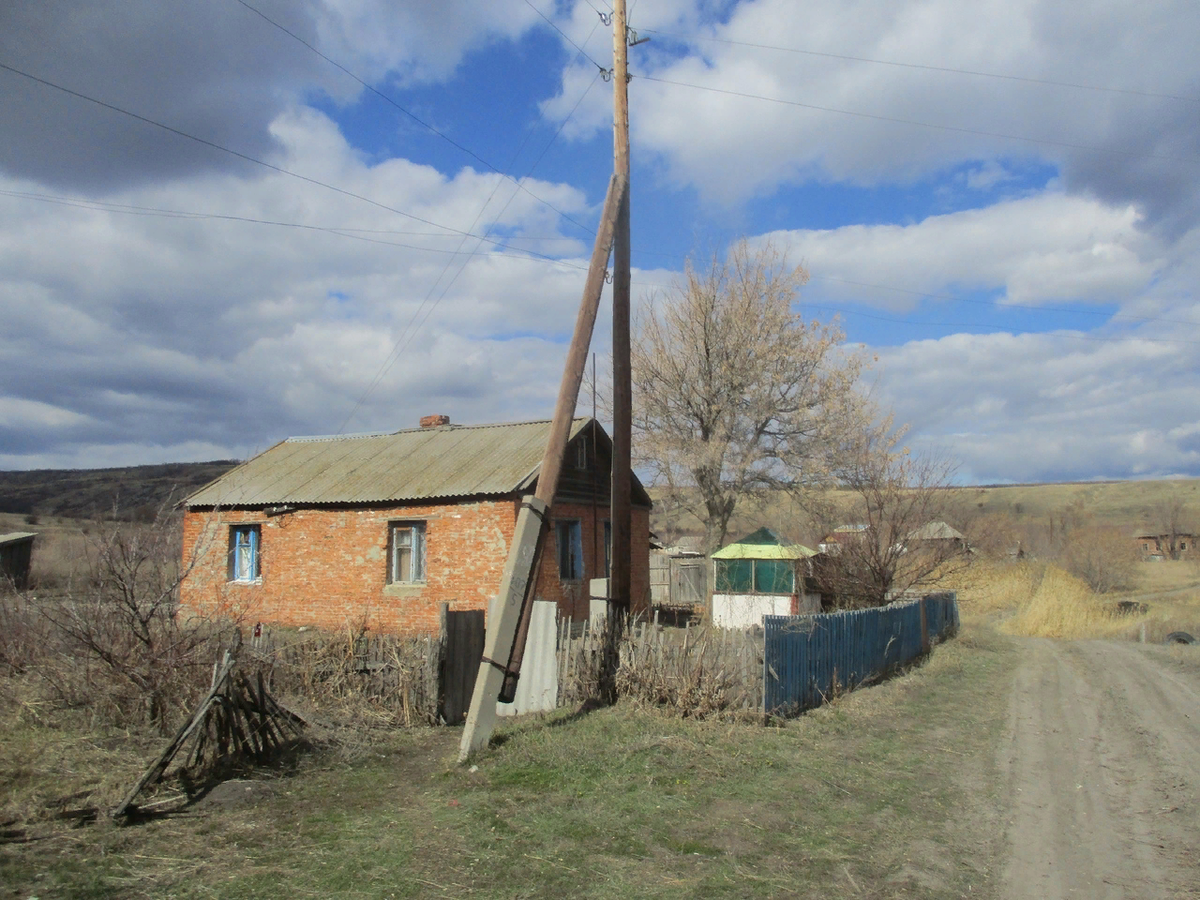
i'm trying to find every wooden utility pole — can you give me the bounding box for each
[610,0,632,615]
[458,2,639,761]
[458,174,627,762]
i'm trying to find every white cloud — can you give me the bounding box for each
[760,193,1160,310]
[546,0,1200,230]
[873,329,1200,482]
[0,107,611,467]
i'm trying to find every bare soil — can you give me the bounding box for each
[999,638,1200,899]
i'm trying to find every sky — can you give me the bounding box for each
[1,0,1199,484]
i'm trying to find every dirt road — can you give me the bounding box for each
[1000,638,1200,898]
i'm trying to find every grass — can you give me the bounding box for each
[1,624,1016,899]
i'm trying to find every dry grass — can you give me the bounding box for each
[1003,566,1131,640]
[944,559,1045,620]
[1126,558,1200,595]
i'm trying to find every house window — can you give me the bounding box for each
[1143,542,1150,552]
[572,438,587,469]
[1181,541,1188,551]
[389,522,426,584]
[556,519,583,580]
[228,525,261,582]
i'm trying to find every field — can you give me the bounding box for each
[4,474,1200,896]
[649,477,1200,548]
[1,621,1015,899]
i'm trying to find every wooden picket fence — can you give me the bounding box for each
[557,616,764,716]
[247,629,443,726]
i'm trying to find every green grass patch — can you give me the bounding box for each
[2,624,1016,899]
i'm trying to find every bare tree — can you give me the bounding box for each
[35,503,231,728]
[810,428,968,608]
[631,239,869,552]
[1157,495,1191,560]
[1062,523,1140,593]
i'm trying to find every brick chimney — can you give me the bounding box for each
[420,414,450,428]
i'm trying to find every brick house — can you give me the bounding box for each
[1133,530,1196,560]
[179,417,652,634]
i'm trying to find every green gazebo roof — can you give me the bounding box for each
[711,527,815,560]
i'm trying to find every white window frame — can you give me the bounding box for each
[556,519,584,581]
[389,522,427,584]
[228,525,261,583]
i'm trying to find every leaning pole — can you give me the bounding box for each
[458,173,628,762]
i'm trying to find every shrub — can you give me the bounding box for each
[31,505,236,730]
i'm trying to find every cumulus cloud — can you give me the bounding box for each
[0,107,608,467]
[873,329,1200,482]
[544,0,1200,232]
[0,0,541,191]
[760,193,1161,310]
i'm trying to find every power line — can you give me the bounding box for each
[0,61,599,268]
[9,184,1194,340]
[523,0,609,72]
[337,65,608,432]
[0,188,586,246]
[641,29,1200,105]
[232,0,597,240]
[638,74,1198,164]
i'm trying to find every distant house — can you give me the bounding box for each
[0,532,36,590]
[179,417,652,634]
[817,524,868,555]
[1133,530,1196,561]
[907,521,969,552]
[710,528,819,629]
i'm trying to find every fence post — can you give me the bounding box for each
[919,595,930,654]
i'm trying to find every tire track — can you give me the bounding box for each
[999,638,1200,899]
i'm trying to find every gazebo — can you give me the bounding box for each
[710,528,818,628]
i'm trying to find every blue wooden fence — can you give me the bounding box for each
[762,592,959,716]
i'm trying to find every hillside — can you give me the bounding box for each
[0,461,239,521]
[650,478,1200,547]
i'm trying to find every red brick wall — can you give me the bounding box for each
[537,502,652,620]
[180,497,651,635]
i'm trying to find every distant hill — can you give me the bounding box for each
[649,478,1200,548]
[0,461,240,521]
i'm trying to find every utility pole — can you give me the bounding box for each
[610,0,632,617]
[457,2,639,761]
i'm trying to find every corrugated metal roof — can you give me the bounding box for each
[909,521,964,541]
[0,532,37,545]
[185,418,594,507]
[712,527,815,560]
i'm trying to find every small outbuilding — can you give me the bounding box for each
[710,528,819,629]
[0,532,36,591]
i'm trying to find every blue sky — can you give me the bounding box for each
[2,0,1199,483]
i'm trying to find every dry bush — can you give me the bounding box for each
[1062,524,1140,593]
[0,589,57,676]
[25,506,236,730]
[613,624,762,719]
[252,624,441,729]
[1002,565,1126,639]
[27,528,91,590]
